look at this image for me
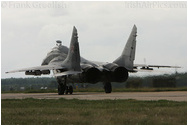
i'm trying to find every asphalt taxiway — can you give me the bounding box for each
[1,91,187,101]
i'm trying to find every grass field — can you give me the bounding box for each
[1,98,187,125]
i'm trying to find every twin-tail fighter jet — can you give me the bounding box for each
[6,25,180,95]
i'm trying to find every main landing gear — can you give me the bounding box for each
[65,86,73,94]
[57,76,112,94]
[57,76,73,95]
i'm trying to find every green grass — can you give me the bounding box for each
[2,87,187,93]
[1,98,187,125]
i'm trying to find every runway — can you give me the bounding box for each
[1,91,187,101]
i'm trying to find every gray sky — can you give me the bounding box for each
[1,1,187,78]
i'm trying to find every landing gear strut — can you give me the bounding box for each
[104,82,112,93]
[57,76,73,95]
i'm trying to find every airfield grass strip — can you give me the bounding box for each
[1,98,187,125]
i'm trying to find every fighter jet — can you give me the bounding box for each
[6,25,180,95]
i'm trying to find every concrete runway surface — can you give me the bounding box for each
[1,91,187,101]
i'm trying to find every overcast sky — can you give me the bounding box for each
[1,1,187,78]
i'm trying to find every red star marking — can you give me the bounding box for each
[71,45,74,53]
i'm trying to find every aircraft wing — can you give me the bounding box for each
[5,65,64,73]
[6,26,81,77]
[134,64,180,70]
[147,65,181,68]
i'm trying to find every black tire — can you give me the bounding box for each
[104,82,112,93]
[65,86,69,94]
[58,84,66,95]
[69,86,73,94]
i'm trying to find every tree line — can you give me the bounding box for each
[1,72,187,91]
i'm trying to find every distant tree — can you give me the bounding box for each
[126,78,142,88]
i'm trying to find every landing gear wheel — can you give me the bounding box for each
[65,86,73,95]
[69,86,73,94]
[58,84,66,95]
[57,76,67,95]
[65,86,69,94]
[104,82,112,93]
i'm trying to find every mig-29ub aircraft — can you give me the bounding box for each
[6,25,179,95]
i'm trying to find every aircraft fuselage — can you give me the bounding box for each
[43,44,129,84]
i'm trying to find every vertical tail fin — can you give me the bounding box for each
[113,25,137,71]
[62,26,81,71]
